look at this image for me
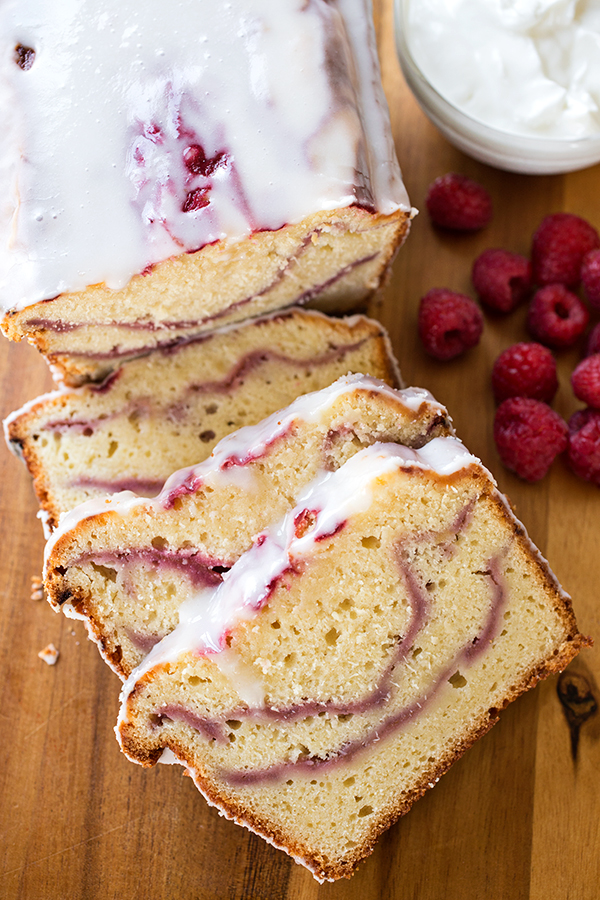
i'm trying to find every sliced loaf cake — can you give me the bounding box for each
[5,310,401,531]
[116,438,588,881]
[44,376,452,678]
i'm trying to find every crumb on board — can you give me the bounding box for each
[38,643,59,666]
[31,576,44,601]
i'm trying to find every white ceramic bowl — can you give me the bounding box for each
[394,0,600,175]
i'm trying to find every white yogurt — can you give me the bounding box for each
[396,0,600,173]
[407,0,600,139]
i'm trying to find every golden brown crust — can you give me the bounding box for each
[45,507,124,597]
[119,716,500,880]
[6,414,63,528]
[46,575,127,675]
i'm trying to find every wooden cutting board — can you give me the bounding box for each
[1,3,598,898]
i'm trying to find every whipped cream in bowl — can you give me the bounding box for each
[395,0,600,174]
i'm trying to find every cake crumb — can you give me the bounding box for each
[31,576,44,601]
[38,643,59,666]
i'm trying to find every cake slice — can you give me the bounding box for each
[4,309,401,531]
[116,438,588,882]
[44,376,452,678]
[0,0,411,385]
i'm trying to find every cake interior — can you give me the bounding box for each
[118,453,584,881]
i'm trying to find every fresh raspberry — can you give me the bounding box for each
[492,342,558,403]
[531,213,600,288]
[494,398,568,482]
[418,288,484,360]
[426,173,492,231]
[586,322,600,357]
[472,248,532,313]
[567,408,600,485]
[571,354,600,408]
[581,248,600,311]
[527,284,590,349]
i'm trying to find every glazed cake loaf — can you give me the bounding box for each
[0,0,411,385]
[43,376,452,679]
[4,309,401,531]
[116,439,588,882]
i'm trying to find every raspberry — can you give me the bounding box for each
[581,248,600,311]
[492,342,558,403]
[586,322,600,357]
[426,173,492,231]
[567,408,600,485]
[418,288,484,360]
[527,284,590,349]
[494,397,568,482]
[183,144,227,177]
[531,213,600,287]
[571,354,600,408]
[472,248,532,313]
[182,187,210,212]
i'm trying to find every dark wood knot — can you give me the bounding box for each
[557,670,598,762]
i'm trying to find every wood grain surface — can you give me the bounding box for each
[1,2,599,898]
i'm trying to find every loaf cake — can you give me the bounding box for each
[4,309,401,531]
[43,376,452,678]
[0,0,411,385]
[116,438,588,881]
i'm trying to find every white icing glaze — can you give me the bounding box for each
[414,435,485,476]
[117,436,482,725]
[392,385,444,413]
[209,649,268,708]
[37,508,53,542]
[0,0,408,313]
[43,373,448,568]
[158,747,184,766]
